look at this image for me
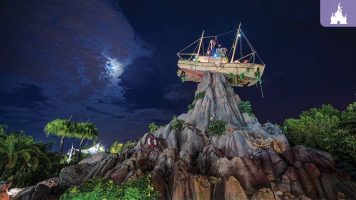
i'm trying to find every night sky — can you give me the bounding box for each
[1,0,355,150]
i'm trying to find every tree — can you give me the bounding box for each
[44,119,74,156]
[0,133,50,185]
[72,122,98,160]
[341,102,356,135]
[283,103,356,164]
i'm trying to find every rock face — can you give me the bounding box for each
[12,177,60,200]
[14,72,356,200]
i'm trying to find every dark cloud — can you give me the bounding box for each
[0,83,48,108]
[0,0,172,148]
[164,84,194,102]
[1,0,356,150]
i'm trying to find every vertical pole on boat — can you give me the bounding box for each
[230,22,241,63]
[197,30,204,56]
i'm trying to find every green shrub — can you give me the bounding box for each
[61,174,159,200]
[283,103,356,165]
[194,92,205,100]
[208,119,227,137]
[225,73,243,85]
[110,140,136,154]
[187,103,195,111]
[148,123,159,133]
[341,102,356,135]
[0,130,59,187]
[238,101,253,115]
[171,116,184,131]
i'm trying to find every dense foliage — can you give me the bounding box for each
[283,103,356,164]
[0,127,60,187]
[238,101,253,115]
[109,140,136,154]
[171,116,184,131]
[72,122,98,159]
[341,102,356,135]
[44,119,74,155]
[208,119,227,136]
[45,119,98,159]
[148,123,160,133]
[1,119,100,188]
[61,174,159,200]
[225,73,245,85]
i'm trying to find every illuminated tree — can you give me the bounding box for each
[44,119,74,156]
[72,122,98,160]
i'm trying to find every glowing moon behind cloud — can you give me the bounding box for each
[104,56,125,84]
[0,0,158,146]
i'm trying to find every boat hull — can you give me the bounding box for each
[177,60,265,87]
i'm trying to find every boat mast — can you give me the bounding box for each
[196,30,204,56]
[230,23,241,63]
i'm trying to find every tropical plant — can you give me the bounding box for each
[148,123,159,133]
[44,119,74,155]
[341,102,356,135]
[60,174,159,200]
[238,101,253,115]
[283,103,356,164]
[171,116,184,131]
[0,132,51,187]
[225,73,242,84]
[110,141,124,154]
[208,119,227,137]
[110,140,136,154]
[72,122,98,160]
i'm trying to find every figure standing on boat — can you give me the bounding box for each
[208,36,218,56]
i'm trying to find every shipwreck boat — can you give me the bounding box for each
[177,23,265,88]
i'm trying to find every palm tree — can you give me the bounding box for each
[0,133,49,180]
[72,122,98,160]
[44,119,74,156]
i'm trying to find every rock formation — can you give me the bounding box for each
[13,72,356,200]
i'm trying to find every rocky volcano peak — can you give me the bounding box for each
[186,72,245,129]
[155,72,289,160]
[14,72,356,200]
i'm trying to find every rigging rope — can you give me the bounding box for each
[241,31,265,64]
[240,34,243,58]
[180,29,237,54]
[178,38,201,53]
[203,29,237,39]
[259,82,264,98]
